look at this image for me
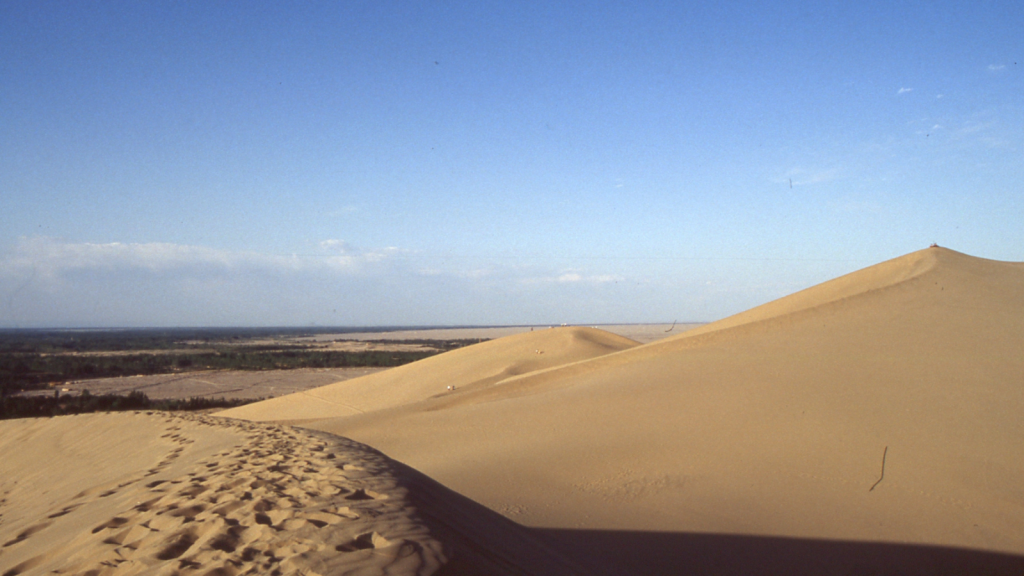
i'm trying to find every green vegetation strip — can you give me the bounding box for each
[0,328,488,395]
[1,390,257,420]
[1,350,438,392]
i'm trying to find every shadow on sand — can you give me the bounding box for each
[533,528,1024,576]
[308,433,1024,576]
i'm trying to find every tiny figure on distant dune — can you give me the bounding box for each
[447,385,456,391]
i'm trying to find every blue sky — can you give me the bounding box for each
[2,1,1021,327]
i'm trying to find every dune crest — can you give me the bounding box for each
[431,246,1024,403]
[1,413,612,576]
[251,247,1024,573]
[219,326,639,422]
[663,245,1022,341]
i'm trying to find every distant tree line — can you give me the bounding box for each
[0,329,280,353]
[0,328,486,354]
[0,389,258,420]
[0,349,442,393]
[0,327,489,397]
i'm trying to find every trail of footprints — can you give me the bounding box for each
[3,413,445,576]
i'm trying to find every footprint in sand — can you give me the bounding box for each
[345,488,386,501]
[46,503,82,519]
[335,531,391,552]
[100,523,152,547]
[155,528,198,560]
[20,415,444,576]
[1,553,46,576]
[91,516,130,534]
[208,524,245,553]
[2,521,53,547]
[132,496,163,512]
[175,483,208,498]
[165,503,206,520]
[72,485,113,500]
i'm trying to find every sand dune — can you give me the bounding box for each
[225,246,1024,573]
[0,412,449,575]
[219,326,640,423]
[0,412,607,576]
[7,246,1023,575]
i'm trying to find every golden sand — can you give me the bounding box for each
[4,246,1023,575]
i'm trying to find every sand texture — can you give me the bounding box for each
[46,368,388,401]
[0,413,603,576]
[6,246,1024,575]
[223,247,1024,574]
[218,326,641,423]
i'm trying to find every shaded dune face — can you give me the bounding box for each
[241,247,1024,573]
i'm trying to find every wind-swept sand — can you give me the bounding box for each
[6,246,1024,575]
[219,327,641,423]
[0,412,605,576]
[223,247,1024,574]
[44,367,388,401]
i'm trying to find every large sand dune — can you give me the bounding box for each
[224,246,1024,574]
[219,326,640,422]
[6,246,1023,575]
[0,412,608,576]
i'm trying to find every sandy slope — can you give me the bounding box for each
[0,413,604,576]
[222,246,1024,573]
[219,327,640,422]
[45,368,388,401]
[8,246,1022,575]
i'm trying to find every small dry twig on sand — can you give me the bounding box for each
[869,446,889,491]
[665,320,677,333]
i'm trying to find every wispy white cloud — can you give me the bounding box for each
[362,246,406,263]
[897,87,913,95]
[449,268,494,280]
[1,236,402,282]
[957,121,994,135]
[319,239,353,254]
[0,237,418,327]
[988,64,1006,71]
[520,270,624,285]
[0,238,772,327]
